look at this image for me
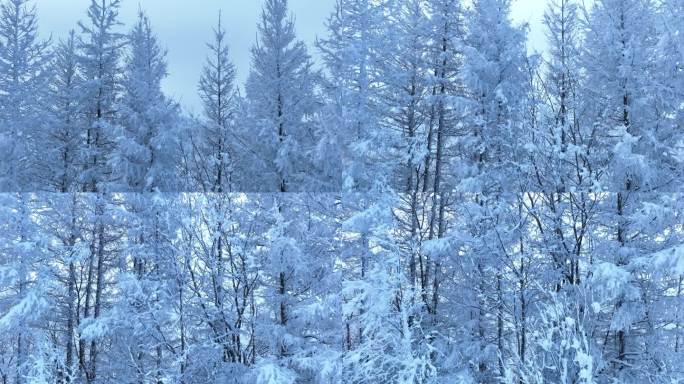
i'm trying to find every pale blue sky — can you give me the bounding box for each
[38,0,547,113]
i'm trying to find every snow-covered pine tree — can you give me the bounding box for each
[194,12,237,193]
[318,0,396,191]
[44,31,85,193]
[581,0,680,380]
[422,0,464,194]
[77,0,124,192]
[531,0,595,291]
[517,8,599,384]
[245,0,320,192]
[101,194,179,382]
[39,193,88,384]
[509,290,596,384]
[537,0,587,192]
[656,0,684,186]
[513,7,596,371]
[380,0,431,192]
[581,0,667,192]
[522,0,597,216]
[0,0,50,191]
[0,194,50,384]
[588,194,684,382]
[460,0,527,194]
[341,191,436,384]
[74,193,122,384]
[0,1,680,383]
[419,0,465,333]
[110,11,180,192]
[251,195,341,382]
[452,1,528,379]
[378,0,446,370]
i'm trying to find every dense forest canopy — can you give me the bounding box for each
[0,0,682,383]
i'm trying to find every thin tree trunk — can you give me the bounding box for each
[65,259,77,383]
[80,224,96,380]
[518,233,527,365]
[89,214,106,383]
[616,190,627,363]
[675,276,682,353]
[497,274,505,378]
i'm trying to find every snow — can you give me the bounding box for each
[651,245,684,276]
[0,0,682,382]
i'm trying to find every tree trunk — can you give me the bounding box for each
[497,273,505,378]
[80,224,96,380]
[89,215,106,383]
[64,259,76,384]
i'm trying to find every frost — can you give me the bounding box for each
[255,361,297,384]
[663,323,678,331]
[0,288,49,331]
[79,315,115,342]
[651,245,684,276]
[590,262,632,301]
[422,237,453,258]
[575,351,594,382]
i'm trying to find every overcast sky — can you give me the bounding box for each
[37,0,548,113]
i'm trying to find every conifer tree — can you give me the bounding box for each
[77,0,124,192]
[0,0,49,191]
[194,12,237,193]
[246,0,320,192]
[111,11,179,192]
[45,31,85,193]
[318,0,396,191]
[582,0,679,380]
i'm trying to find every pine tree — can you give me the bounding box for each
[111,11,179,192]
[341,192,435,384]
[259,195,341,381]
[104,194,179,382]
[343,252,434,384]
[461,0,527,193]
[175,194,262,380]
[381,0,432,192]
[527,0,595,296]
[32,193,88,384]
[77,0,124,192]
[246,0,320,192]
[657,0,684,186]
[581,0,677,380]
[421,0,465,329]
[193,12,237,193]
[457,0,529,379]
[45,31,84,193]
[0,1,681,383]
[0,194,50,384]
[537,0,587,191]
[318,0,396,191]
[0,0,49,191]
